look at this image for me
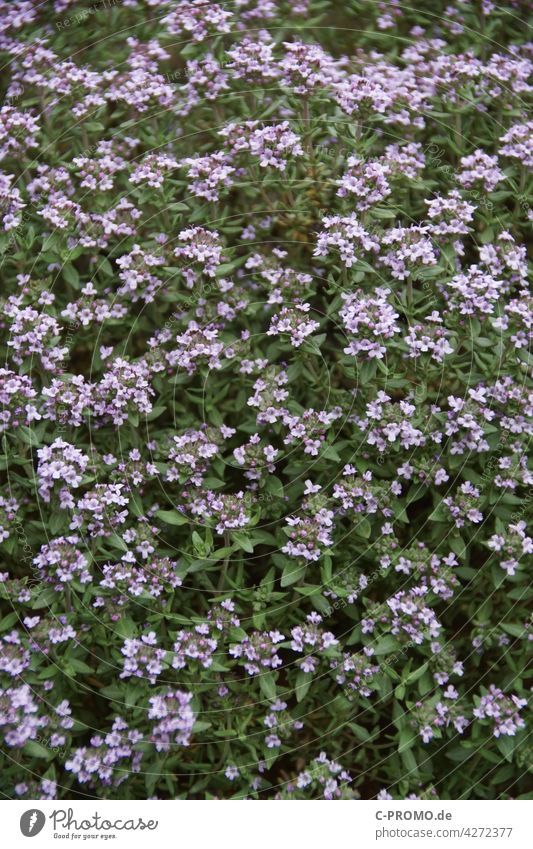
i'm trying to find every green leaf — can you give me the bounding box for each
[373,635,402,655]
[31,588,58,609]
[232,532,254,553]
[295,671,312,702]
[68,658,93,675]
[156,509,189,526]
[322,445,341,462]
[108,532,129,552]
[98,256,114,277]
[167,202,190,212]
[264,475,284,498]
[146,406,166,422]
[280,562,306,587]
[403,662,428,686]
[400,747,420,778]
[355,517,371,539]
[114,618,137,639]
[398,728,416,753]
[259,672,277,701]
[496,735,516,763]
[501,623,526,638]
[62,263,79,286]
[349,723,371,743]
[24,741,54,760]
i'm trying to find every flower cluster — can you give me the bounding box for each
[0,0,531,804]
[473,686,527,738]
[120,633,167,685]
[148,690,195,750]
[34,536,91,590]
[281,487,335,562]
[65,717,143,788]
[340,287,400,359]
[287,752,354,800]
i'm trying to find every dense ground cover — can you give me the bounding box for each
[0,0,531,800]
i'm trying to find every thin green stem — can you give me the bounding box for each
[217,530,231,591]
